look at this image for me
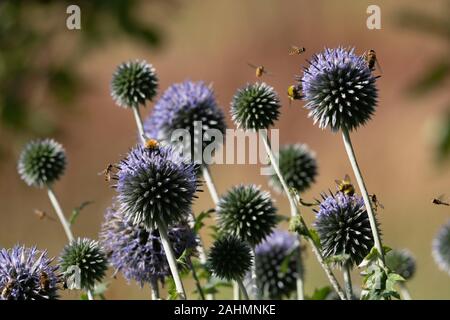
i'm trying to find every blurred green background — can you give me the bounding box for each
[0,0,449,299]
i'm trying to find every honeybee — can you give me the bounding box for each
[247,63,271,78]
[287,84,303,105]
[98,164,114,182]
[289,45,306,55]
[432,194,449,206]
[145,138,160,150]
[335,174,355,196]
[370,194,384,210]
[39,272,51,292]
[34,209,55,222]
[1,280,15,299]
[363,49,382,73]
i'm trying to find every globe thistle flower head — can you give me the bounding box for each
[301,47,378,132]
[217,184,278,246]
[269,144,318,194]
[432,220,450,276]
[255,230,301,299]
[314,191,376,266]
[207,235,252,281]
[385,249,416,280]
[144,81,226,162]
[100,207,197,286]
[231,82,281,130]
[0,246,59,300]
[111,60,158,108]
[116,144,199,229]
[17,139,66,188]
[59,238,107,290]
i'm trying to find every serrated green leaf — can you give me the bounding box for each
[193,209,214,234]
[324,254,350,265]
[69,200,94,226]
[309,286,332,300]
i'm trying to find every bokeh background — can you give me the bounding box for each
[0,0,449,299]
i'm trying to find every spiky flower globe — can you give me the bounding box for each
[301,47,378,132]
[100,207,197,286]
[432,220,450,276]
[144,81,226,163]
[17,139,66,188]
[255,230,301,299]
[269,144,318,194]
[231,82,281,130]
[116,144,199,229]
[59,238,107,290]
[111,60,158,108]
[385,249,416,280]
[217,185,277,246]
[314,192,375,266]
[207,235,252,281]
[0,246,59,300]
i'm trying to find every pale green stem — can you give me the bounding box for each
[202,166,219,204]
[343,263,353,300]
[399,283,412,300]
[47,187,74,242]
[87,289,94,300]
[341,128,384,263]
[259,130,346,300]
[236,279,249,300]
[150,279,160,300]
[157,218,187,300]
[233,280,240,300]
[132,106,147,144]
[250,247,259,299]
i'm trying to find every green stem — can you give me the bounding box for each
[260,130,346,300]
[250,247,259,299]
[150,279,160,300]
[233,280,240,300]
[157,218,187,300]
[87,289,94,300]
[188,258,206,300]
[132,106,147,144]
[342,263,353,300]
[399,283,412,300]
[236,279,249,300]
[341,128,384,263]
[202,166,219,204]
[47,187,74,242]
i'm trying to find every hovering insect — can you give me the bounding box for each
[145,138,160,150]
[363,49,382,73]
[39,272,51,292]
[288,45,306,55]
[1,280,15,299]
[335,174,355,196]
[287,84,303,105]
[247,63,271,78]
[370,194,384,211]
[98,164,114,182]
[432,194,449,206]
[34,209,55,222]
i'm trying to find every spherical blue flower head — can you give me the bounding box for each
[433,220,450,276]
[314,192,376,266]
[255,230,302,299]
[301,47,378,132]
[17,139,66,188]
[100,207,198,286]
[231,82,281,130]
[144,81,226,163]
[111,60,158,108]
[116,144,199,229]
[0,246,59,300]
[385,249,416,280]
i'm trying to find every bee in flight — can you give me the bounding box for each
[287,84,304,105]
[288,45,306,56]
[34,209,56,222]
[432,194,449,206]
[370,194,384,211]
[335,174,355,196]
[247,63,271,78]
[98,163,115,182]
[363,49,382,73]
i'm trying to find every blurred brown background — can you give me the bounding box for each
[0,0,449,299]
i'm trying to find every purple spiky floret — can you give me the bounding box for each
[0,246,59,300]
[301,47,378,132]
